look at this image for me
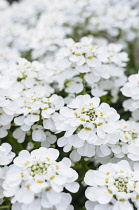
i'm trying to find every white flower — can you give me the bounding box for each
[50,37,127,100]
[41,131,57,148]
[11,192,74,210]
[105,120,139,161]
[0,0,9,10]
[121,72,139,114]
[0,108,13,125]
[0,143,15,165]
[65,77,83,94]
[84,160,139,210]
[57,94,119,158]
[121,73,139,99]
[0,124,11,138]
[26,142,34,151]
[12,94,64,142]
[32,125,46,142]
[57,37,128,74]
[0,166,9,202]
[87,2,139,42]
[3,147,79,209]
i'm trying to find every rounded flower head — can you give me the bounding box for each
[3,147,79,210]
[57,94,120,159]
[50,37,128,100]
[84,160,139,210]
[12,92,64,143]
[99,120,139,162]
[57,37,128,73]
[0,57,59,141]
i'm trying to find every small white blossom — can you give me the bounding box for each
[0,143,15,165]
[41,131,57,148]
[65,77,83,94]
[121,72,139,117]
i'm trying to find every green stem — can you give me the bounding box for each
[0,206,10,209]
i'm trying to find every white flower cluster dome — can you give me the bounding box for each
[57,94,120,160]
[84,160,139,210]
[57,37,128,73]
[97,120,139,163]
[3,147,79,210]
[49,37,128,101]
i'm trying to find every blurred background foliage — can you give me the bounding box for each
[7,0,19,4]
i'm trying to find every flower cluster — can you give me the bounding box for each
[84,160,139,210]
[57,94,120,160]
[3,147,79,210]
[53,37,128,101]
[0,57,64,145]
[86,0,139,42]
[96,120,139,163]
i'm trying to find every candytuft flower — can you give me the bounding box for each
[3,147,79,210]
[84,160,139,210]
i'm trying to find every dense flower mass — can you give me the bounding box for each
[52,37,128,101]
[0,0,139,209]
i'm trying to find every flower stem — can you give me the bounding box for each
[0,206,10,209]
